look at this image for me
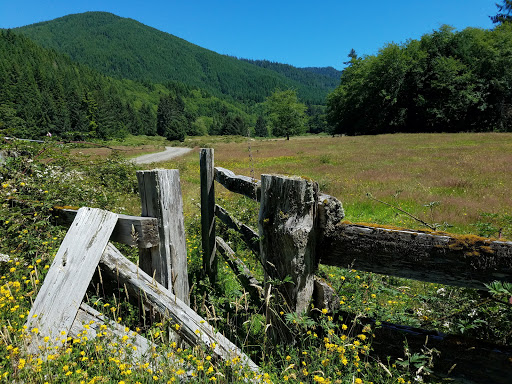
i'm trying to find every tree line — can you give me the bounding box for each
[3,2,512,141]
[327,23,512,135]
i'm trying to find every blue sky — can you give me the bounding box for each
[0,0,498,69]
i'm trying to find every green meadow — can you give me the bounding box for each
[1,132,511,383]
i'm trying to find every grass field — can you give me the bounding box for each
[2,132,511,383]
[145,132,512,238]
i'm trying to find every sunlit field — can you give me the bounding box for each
[157,132,512,238]
[2,132,511,383]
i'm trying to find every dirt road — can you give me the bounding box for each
[131,147,193,164]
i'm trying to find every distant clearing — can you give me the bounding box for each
[86,132,511,237]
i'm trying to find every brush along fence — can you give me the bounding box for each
[200,148,512,384]
[24,169,259,375]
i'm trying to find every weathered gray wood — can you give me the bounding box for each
[317,193,345,234]
[200,149,217,283]
[213,168,341,223]
[214,167,261,201]
[319,223,512,290]
[215,204,260,256]
[53,207,159,248]
[70,303,155,361]
[100,243,259,373]
[215,237,263,306]
[137,169,189,305]
[312,277,340,314]
[258,175,319,343]
[25,207,118,354]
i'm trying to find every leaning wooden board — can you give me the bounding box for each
[25,207,118,354]
[100,242,260,373]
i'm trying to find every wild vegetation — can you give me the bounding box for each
[1,133,511,383]
[1,3,512,382]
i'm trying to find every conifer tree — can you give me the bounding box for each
[491,0,512,24]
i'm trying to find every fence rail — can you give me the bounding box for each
[212,161,512,291]
[24,168,259,376]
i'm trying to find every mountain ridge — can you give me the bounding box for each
[14,12,339,105]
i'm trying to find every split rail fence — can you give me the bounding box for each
[199,148,512,384]
[21,148,512,384]
[24,169,259,376]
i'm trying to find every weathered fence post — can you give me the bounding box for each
[137,169,189,304]
[258,174,319,343]
[200,148,217,283]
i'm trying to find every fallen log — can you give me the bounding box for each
[319,223,512,290]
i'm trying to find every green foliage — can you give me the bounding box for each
[0,29,267,141]
[485,281,512,302]
[254,115,268,137]
[327,24,512,135]
[264,89,307,139]
[156,94,187,142]
[0,30,142,140]
[491,0,512,24]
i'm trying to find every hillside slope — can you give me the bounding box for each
[240,59,341,89]
[15,12,336,105]
[0,29,253,140]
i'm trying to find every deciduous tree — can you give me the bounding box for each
[264,89,307,140]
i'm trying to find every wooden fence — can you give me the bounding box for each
[200,148,512,384]
[24,169,259,375]
[20,149,512,383]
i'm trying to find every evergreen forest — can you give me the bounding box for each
[1,10,512,141]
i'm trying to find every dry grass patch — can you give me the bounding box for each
[210,133,512,236]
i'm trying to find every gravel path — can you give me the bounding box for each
[131,147,193,164]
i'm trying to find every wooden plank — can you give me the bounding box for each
[215,204,260,256]
[258,175,319,343]
[319,223,512,290]
[215,237,263,306]
[25,207,118,354]
[200,149,217,283]
[100,243,260,373]
[137,169,189,304]
[214,167,261,201]
[53,207,159,248]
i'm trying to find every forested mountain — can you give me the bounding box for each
[0,29,254,140]
[240,59,341,92]
[327,24,512,134]
[0,29,141,139]
[302,67,342,80]
[15,12,337,105]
